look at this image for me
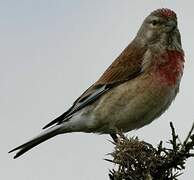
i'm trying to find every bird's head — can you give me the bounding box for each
[136,8,183,53]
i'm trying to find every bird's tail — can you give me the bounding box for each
[9,125,62,159]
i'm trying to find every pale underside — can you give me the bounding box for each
[59,70,180,134]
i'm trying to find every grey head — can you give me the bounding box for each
[136,8,183,53]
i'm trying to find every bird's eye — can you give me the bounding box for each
[151,20,159,26]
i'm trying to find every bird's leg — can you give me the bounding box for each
[110,133,119,143]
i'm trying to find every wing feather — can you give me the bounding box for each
[43,40,146,129]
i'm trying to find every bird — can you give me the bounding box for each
[9,8,185,159]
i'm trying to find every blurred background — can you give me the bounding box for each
[1,1,194,179]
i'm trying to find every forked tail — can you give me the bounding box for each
[9,125,61,159]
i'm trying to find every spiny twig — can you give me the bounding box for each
[107,122,194,180]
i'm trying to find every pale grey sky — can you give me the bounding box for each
[1,1,194,179]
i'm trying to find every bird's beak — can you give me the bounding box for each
[165,20,177,32]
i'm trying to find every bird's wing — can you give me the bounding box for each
[43,42,146,129]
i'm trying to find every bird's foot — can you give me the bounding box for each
[110,131,125,143]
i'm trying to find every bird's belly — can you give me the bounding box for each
[92,74,178,133]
